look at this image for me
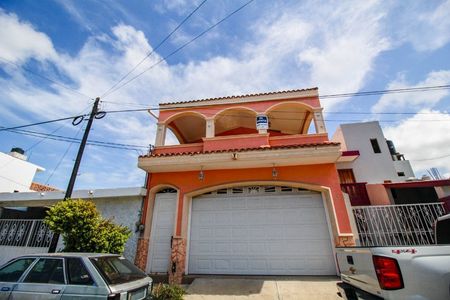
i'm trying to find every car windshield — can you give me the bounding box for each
[89,256,147,285]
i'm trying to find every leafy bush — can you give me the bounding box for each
[152,283,186,300]
[44,199,130,254]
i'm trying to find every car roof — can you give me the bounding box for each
[16,253,120,259]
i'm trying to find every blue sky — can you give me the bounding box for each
[0,0,449,190]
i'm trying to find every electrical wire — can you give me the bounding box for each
[102,0,256,98]
[3,82,448,132]
[0,56,94,100]
[45,123,84,185]
[4,128,150,150]
[411,154,450,161]
[101,0,209,98]
[0,114,89,132]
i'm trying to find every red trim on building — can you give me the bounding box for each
[141,142,340,158]
[384,179,450,189]
[160,87,318,106]
[342,150,360,156]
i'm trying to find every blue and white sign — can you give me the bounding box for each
[256,115,269,130]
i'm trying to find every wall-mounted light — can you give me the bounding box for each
[272,164,278,179]
[232,153,238,160]
[198,166,205,181]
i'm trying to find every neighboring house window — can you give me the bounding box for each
[397,172,405,177]
[23,258,65,284]
[0,258,35,282]
[338,169,356,184]
[370,138,381,153]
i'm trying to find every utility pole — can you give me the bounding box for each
[64,97,100,199]
[48,97,100,253]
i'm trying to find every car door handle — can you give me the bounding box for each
[51,289,61,294]
[1,287,10,291]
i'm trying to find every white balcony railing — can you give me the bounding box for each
[352,203,446,247]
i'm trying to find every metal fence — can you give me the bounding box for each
[0,219,54,248]
[352,203,446,246]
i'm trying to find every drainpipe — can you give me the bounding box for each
[139,172,152,232]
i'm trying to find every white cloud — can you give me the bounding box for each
[383,110,450,178]
[296,1,390,109]
[0,10,57,63]
[372,70,450,113]
[402,0,450,51]
[0,1,404,188]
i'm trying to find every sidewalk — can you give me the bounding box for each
[184,277,340,300]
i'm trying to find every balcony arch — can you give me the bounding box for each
[265,102,316,135]
[214,107,258,136]
[165,111,207,144]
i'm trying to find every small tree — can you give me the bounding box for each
[44,199,131,254]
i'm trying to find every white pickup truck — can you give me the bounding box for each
[336,214,450,300]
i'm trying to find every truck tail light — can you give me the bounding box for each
[373,255,404,290]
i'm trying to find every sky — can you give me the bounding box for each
[0,0,449,191]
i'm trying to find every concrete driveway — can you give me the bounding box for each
[184,276,340,300]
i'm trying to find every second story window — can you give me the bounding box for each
[370,138,381,153]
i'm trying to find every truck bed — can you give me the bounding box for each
[336,245,450,300]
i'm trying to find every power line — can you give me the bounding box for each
[45,124,84,185]
[4,127,150,150]
[100,105,448,115]
[102,83,450,109]
[0,114,89,132]
[0,56,94,100]
[2,83,448,133]
[411,154,450,161]
[101,0,209,98]
[98,108,449,122]
[320,85,450,99]
[102,0,256,98]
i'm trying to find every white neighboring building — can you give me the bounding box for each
[0,187,146,266]
[332,121,415,184]
[0,148,45,193]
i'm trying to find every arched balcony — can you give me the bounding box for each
[214,107,258,136]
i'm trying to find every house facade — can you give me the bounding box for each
[136,88,355,283]
[332,121,450,207]
[0,148,45,193]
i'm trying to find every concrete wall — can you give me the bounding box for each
[0,152,42,193]
[0,188,145,264]
[333,122,404,183]
[366,184,392,205]
[0,246,46,266]
[393,160,415,178]
[94,196,141,262]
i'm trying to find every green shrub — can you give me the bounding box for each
[44,199,131,254]
[152,283,185,300]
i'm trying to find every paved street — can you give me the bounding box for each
[184,277,340,300]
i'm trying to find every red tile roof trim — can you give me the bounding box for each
[140,141,340,158]
[159,87,318,106]
[30,182,60,192]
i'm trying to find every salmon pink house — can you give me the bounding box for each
[135,88,355,283]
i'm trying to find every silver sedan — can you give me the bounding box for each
[0,253,152,299]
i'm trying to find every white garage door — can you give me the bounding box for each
[188,186,336,275]
[147,190,177,273]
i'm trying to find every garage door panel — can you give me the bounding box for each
[147,192,177,273]
[189,188,335,275]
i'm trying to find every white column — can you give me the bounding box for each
[155,123,167,146]
[206,118,215,138]
[313,109,327,134]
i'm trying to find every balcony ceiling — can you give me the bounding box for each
[169,115,205,143]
